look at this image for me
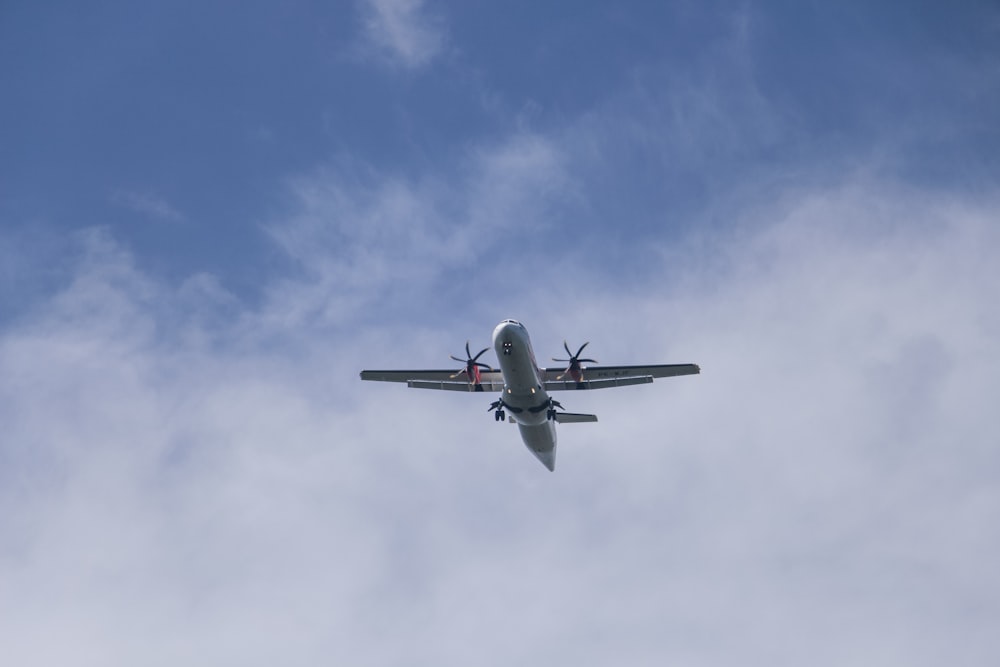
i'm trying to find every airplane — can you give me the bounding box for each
[360,319,699,471]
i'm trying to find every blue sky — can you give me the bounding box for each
[5,0,995,307]
[2,1,999,665]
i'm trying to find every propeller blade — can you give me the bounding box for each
[452,341,492,378]
[553,341,597,372]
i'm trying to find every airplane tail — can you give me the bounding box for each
[554,412,598,423]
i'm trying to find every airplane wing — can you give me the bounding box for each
[541,363,700,391]
[361,362,699,392]
[360,369,505,392]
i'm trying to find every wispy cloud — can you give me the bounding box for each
[357,0,446,69]
[110,190,184,223]
[258,131,569,330]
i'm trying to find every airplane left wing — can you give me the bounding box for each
[541,363,700,390]
[360,369,505,392]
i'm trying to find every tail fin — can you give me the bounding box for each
[554,412,598,424]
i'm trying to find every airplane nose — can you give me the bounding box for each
[492,320,517,347]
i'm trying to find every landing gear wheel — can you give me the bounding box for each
[547,408,556,421]
[496,410,506,422]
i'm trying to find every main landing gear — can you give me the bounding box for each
[488,399,506,422]
[490,397,564,422]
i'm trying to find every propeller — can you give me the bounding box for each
[450,341,492,383]
[552,341,597,380]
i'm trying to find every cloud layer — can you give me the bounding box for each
[2,172,997,665]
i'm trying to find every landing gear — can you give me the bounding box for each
[489,399,506,423]
[546,408,557,421]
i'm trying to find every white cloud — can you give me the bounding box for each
[110,190,185,223]
[2,177,998,664]
[257,132,569,331]
[357,0,445,69]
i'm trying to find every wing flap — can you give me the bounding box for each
[543,363,699,383]
[544,375,654,391]
[407,379,505,392]
[361,369,503,384]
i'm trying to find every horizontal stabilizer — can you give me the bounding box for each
[554,412,598,423]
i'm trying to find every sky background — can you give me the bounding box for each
[2,1,999,664]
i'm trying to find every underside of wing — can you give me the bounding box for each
[360,369,504,391]
[544,375,654,391]
[406,379,505,392]
[541,363,700,390]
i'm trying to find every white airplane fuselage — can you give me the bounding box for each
[491,319,558,470]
